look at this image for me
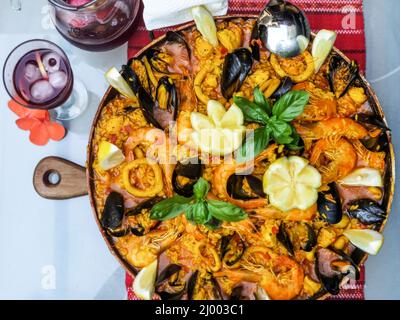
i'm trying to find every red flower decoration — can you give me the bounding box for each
[8,100,66,146]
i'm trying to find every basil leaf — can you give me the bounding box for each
[193,177,210,201]
[253,87,271,115]
[207,199,248,222]
[204,217,222,230]
[287,129,304,150]
[272,91,309,122]
[269,120,292,137]
[150,196,191,221]
[186,200,210,225]
[236,127,270,163]
[233,95,269,124]
[273,133,294,145]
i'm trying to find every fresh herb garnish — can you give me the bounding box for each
[233,88,309,162]
[150,178,247,228]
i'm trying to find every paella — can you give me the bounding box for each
[89,16,393,300]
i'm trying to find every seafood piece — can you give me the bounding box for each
[277,222,316,254]
[220,233,246,267]
[277,222,294,256]
[172,159,203,197]
[217,23,243,52]
[101,192,124,230]
[127,197,163,236]
[154,76,178,129]
[346,199,386,225]
[221,48,253,99]
[328,56,359,98]
[270,51,314,83]
[252,204,317,222]
[310,138,357,184]
[316,247,359,295]
[270,76,293,99]
[227,174,265,200]
[188,271,223,300]
[352,139,386,172]
[317,182,343,224]
[156,264,186,300]
[294,118,368,141]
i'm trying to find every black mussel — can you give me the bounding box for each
[107,226,129,237]
[172,159,203,197]
[187,271,223,299]
[101,192,124,230]
[230,286,244,300]
[138,85,163,129]
[165,31,191,58]
[220,233,245,266]
[121,64,142,94]
[144,48,170,74]
[360,134,389,152]
[328,56,359,98]
[221,48,253,99]
[277,222,294,256]
[154,76,178,129]
[227,175,266,200]
[346,199,386,225]
[353,113,390,131]
[187,270,198,300]
[250,23,260,61]
[317,182,343,224]
[270,77,294,99]
[156,264,185,300]
[128,58,152,93]
[123,106,139,113]
[316,247,359,295]
[299,223,317,252]
[126,197,164,216]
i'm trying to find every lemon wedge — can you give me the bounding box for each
[191,5,218,47]
[98,141,125,170]
[105,67,136,99]
[339,168,383,187]
[263,156,322,212]
[312,29,337,73]
[133,259,158,300]
[343,229,384,255]
[190,100,245,155]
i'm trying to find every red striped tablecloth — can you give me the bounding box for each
[125,0,366,300]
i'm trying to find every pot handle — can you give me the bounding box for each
[33,156,88,200]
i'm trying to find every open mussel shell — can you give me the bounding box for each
[101,192,124,230]
[317,182,343,224]
[300,223,317,252]
[165,31,191,58]
[270,77,294,99]
[172,159,203,197]
[220,233,245,266]
[154,76,178,128]
[328,55,360,98]
[354,113,390,152]
[277,222,294,256]
[227,174,265,200]
[127,196,164,216]
[156,264,186,300]
[346,199,386,225]
[121,64,141,94]
[316,247,360,295]
[221,48,253,99]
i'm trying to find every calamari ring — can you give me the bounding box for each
[270,51,314,83]
[122,158,163,197]
[194,64,213,105]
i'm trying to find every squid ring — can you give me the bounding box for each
[196,242,222,272]
[122,158,163,197]
[270,51,315,83]
[194,65,213,105]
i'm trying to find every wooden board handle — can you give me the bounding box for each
[33,156,88,200]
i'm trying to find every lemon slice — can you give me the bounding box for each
[343,229,384,255]
[190,112,214,131]
[207,100,227,126]
[192,128,244,155]
[98,141,125,170]
[297,35,310,53]
[339,168,383,187]
[220,104,244,128]
[105,67,136,99]
[263,156,322,212]
[312,29,337,73]
[133,259,158,300]
[191,5,218,47]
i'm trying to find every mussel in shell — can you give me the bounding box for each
[270,76,294,99]
[346,199,386,225]
[220,233,245,266]
[299,223,317,252]
[187,272,223,300]
[277,222,294,256]
[277,222,316,254]
[221,48,253,99]
[316,247,359,295]
[317,182,343,224]
[354,113,390,152]
[227,174,265,200]
[172,159,203,197]
[328,56,359,98]
[156,264,186,300]
[154,76,178,129]
[101,192,124,230]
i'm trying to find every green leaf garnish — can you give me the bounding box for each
[234,88,309,162]
[150,179,247,228]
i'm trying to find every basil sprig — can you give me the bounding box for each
[233,88,309,163]
[150,178,247,228]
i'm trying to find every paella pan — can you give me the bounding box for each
[87,13,395,300]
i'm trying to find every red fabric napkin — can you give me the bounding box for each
[125,0,366,300]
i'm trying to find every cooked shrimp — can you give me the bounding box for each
[250,204,317,222]
[214,254,304,300]
[310,138,357,184]
[352,139,386,172]
[294,118,368,141]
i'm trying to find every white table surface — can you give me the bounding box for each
[0,0,399,299]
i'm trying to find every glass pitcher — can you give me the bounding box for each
[48,0,141,51]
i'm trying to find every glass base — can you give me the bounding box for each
[50,79,88,121]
